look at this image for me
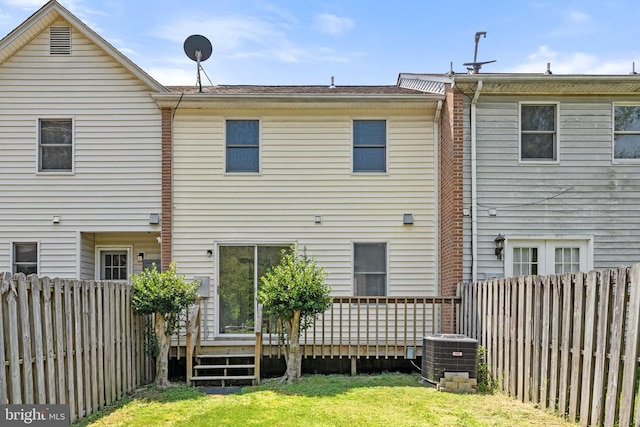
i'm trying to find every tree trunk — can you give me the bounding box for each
[284,310,302,383]
[154,313,172,387]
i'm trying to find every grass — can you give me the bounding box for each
[73,373,577,427]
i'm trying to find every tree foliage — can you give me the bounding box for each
[258,247,331,382]
[131,262,199,386]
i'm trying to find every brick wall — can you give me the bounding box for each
[439,84,464,332]
[161,107,172,270]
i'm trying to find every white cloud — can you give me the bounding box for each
[313,13,354,36]
[1,0,46,8]
[153,13,360,65]
[508,45,638,74]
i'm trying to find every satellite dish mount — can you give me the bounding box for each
[463,31,496,74]
[183,35,213,92]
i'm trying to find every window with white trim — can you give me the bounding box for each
[613,105,640,160]
[39,119,73,172]
[354,242,387,296]
[353,120,386,172]
[13,242,38,275]
[520,104,557,161]
[505,239,590,277]
[226,120,259,172]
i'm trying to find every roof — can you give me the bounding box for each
[452,73,640,96]
[0,0,166,93]
[165,85,427,95]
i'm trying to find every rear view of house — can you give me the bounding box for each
[0,1,165,280]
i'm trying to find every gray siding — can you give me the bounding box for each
[464,96,640,281]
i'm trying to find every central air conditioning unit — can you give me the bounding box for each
[422,334,478,384]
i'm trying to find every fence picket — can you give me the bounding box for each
[618,264,640,427]
[523,275,533,403]
[7,278,21,404]
[590,269,612,426]
[17,275,34,404]
[0,273,10,404]
[579,270,597,426]
[531,275,542,405]
[29,275,46,404]
[558,273,573,416]
[53,278,65,404]
[41,277,56,404]
[568,272,584,421]
[539,275,551,409]
[604,267,628,427]
[497,278,505,389]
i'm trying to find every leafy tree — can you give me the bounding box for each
[131,262,199,387]
[258,247,331,383]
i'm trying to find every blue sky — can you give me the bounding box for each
[1,0,640,86]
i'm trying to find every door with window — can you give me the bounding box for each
[217,244,289,335]
[506,239,590,277]
[99,250,130,281]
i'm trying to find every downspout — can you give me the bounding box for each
[434,99,443,333]
[471,81,483,283]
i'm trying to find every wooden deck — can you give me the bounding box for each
[174,295,461,383]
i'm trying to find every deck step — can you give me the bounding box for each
[191,375,255,381]
[197,354,254,359]
[194,364,255,370]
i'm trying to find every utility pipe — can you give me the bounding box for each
[471,81,483,283]
[433,99,443,298]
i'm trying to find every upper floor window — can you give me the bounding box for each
[354,242,387,296]
[353,120,386,172]
[13,242,38,275]
[226,120,259,173]
[39,119,73,172]
[520,104,557,162]
[613,105,640,160]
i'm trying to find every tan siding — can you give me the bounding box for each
[171,107,437,339]
[0,18,161,277]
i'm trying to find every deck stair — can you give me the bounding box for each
[190,353,257,387]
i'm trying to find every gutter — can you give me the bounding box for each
[471,81,483,283]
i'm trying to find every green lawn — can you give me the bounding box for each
[74,373,577,427]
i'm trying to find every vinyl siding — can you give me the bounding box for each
[0,18,162,277]
[463,96,640,281]
[171,107,437,338]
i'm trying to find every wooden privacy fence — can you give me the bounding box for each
[458,265,640,427]
[0,272,153,423]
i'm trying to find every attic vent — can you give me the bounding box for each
[50,26,71,55]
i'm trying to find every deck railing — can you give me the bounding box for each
[260,296,460,360]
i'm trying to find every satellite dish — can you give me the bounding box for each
[183,35,212,62]
[183,35,212,92]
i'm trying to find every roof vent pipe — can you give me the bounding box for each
[329,76,335,88]
[545,62,553,75]
[631,62,638,75]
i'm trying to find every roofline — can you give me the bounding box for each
[152,92,444,109]
[0,0,167,93]
[452,73,640,83]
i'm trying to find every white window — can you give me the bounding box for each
[520,104,558,162]
[613,105,640,160]
[12,242,38,275]
[39,118,73,172]
[353,120,386,172]
[505,239,591,277]
[354,242,387,296]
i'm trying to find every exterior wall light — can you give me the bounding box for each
[494,234,505,261]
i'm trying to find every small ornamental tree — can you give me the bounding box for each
[258,247,331,383]
[131,262,199,387]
